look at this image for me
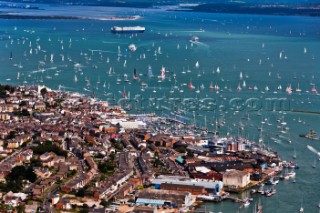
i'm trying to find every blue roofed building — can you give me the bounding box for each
[135,198,165,206]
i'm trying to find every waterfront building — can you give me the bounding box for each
[160,183,206,195]
[223,170,250,189]
[151,175,223,194]
[137,189,192,208]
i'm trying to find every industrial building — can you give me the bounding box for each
[136,189,193,208]
[151,175,223,194]
[160,183,206,195]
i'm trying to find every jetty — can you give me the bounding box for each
[299,130,320,140]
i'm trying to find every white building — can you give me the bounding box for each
[223,170,250,188]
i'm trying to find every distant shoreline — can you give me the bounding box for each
[0,14,81,20]
[175,3,320,17]
[0,13,142,20]
[1,2,320,19]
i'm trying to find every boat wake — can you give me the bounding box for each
[88,49,118,54]
[102,41,126,44]
[190,41,209,48]
[174,30,206,33]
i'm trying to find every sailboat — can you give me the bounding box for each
[265,85,270,92]
[296,83,302,92]
[311,85,318,94]
[123,74,130,82]
[300,198,304,212]
[122,87,127,100]
[200,83,205,90]
[216,66,220,74]
[74,75,78,83]
[209,82,214,90]
[242,80,246,88]
[195,61,199,68]
[293,149,297,159]
[158,66,165,80]
[148,65,153,78]
[237,83,242,92]
[188,80,195,89]
[133,68,139,80]
[312,157,317,168]
[17,72,20,80]
[128,44,136,52]
[286,84,292,94]
[116,75,121,85]
[215,83,219,93]
[257,197,263,213]
[18,62,23,69]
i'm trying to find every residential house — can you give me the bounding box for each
[0,112,12,121]
[25,204,38,213]
[34,167,52,179]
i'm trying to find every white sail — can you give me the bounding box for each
[195,61,200,68]
[216,67,220,74]
[158,66,165,80]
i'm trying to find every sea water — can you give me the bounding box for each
[0,4,320,212]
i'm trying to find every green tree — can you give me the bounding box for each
[21,109,30,116]
[75,188,86,197]
[30,158,42,167]
[7,166,26,179]
[6,131,16,139]
[79,204,89,213]
[187,150,194,158]
[16,205,25,213]
[109,152,115,161]
[175,146,186,153]
[31,141,67,157]
[25,167,37,183]
[19,101,27,107]
[40,88,47,96]
[98,161,114,174]
[100,199,108,207]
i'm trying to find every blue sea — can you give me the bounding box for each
[1,3,320,212]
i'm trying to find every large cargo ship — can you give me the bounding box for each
[111,26,145,33]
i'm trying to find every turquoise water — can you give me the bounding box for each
[1,4,320,212]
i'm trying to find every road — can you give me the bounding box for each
[41,186,59,213]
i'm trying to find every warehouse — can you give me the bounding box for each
[137,189,193,208]
[151,175,223,194]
